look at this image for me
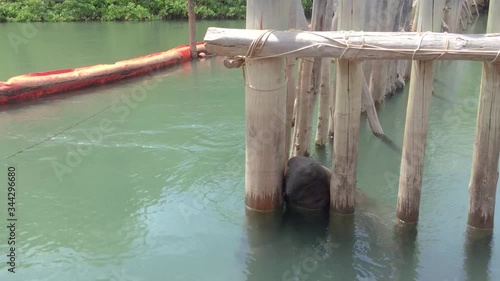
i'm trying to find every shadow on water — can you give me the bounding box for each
[392,223,419,281]
[328,215,357,280]
[463,228,493,281]
[376,134,402,155]
[243,206,419,281]
[243,207,332,281]
[315,143,330,164]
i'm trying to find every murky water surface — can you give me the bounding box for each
[0,17,498,281]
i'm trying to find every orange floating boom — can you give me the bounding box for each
[0,42,207,104]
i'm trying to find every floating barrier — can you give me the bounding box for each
[0,42,207,104]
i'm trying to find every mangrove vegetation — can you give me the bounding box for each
[0,0,313,22]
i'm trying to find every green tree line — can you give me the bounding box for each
[0,0,312,22]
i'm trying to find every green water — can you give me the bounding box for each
[0,18,499,281]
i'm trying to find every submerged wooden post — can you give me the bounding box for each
[397,0,442,223]
[245,0,289,211]
[467,0,500,230]
[330,0,364,215]
[187,0,197,59]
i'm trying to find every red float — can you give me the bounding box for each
[0,42,207,105]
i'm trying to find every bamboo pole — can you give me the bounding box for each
[396,0,443,223]
[330,0,364,215]
[244,0,289,211]
[315,0,335,147]
[204,29,500,62]
[467,0,500,230]
[187,0,197,59]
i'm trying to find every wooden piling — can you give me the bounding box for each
[396,0,443,223]
[315,0,335,147]
[285,0,299,162]
[187,0,197,59]
[285,58,296,159]
[292,0,329,156]
[244,0,289,211]
[285,0,309,161]
[362,75,384,136]
[328,12,339,139]
[292,59,313,157]
[315,58,333,147]
[404,0,420,80]
[467,0,500,230]
[330,0,364,215]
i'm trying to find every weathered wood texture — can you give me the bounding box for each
[328,11,339,138]
[315,0,335,147]
[396,0,443,223]
[330,0,364,215]
[286,0,310,160]
[291,58,314,157]
[285,58,296,159]
[187,0,197,59]
[244,0,289,211]
[293,0,332,156]
[468,0,500,230]
[285,0,306,163]
[315,58,333,147]
[204,28,500,62]
[362,75,384,135]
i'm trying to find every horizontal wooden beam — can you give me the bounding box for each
[204,27,500,61]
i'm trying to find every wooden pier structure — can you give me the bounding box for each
[204,0,499,231]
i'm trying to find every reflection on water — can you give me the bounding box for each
[464,228,493,281]
[244,208,420,281]
[0,16,498,281]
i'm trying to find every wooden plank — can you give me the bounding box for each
[204,28,500,61]
[468,0,500,230]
